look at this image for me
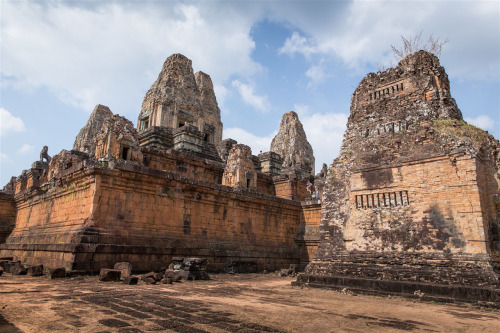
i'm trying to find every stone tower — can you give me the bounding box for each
[296,51,500,302]
[270,111,315,178]
[137,54,223,145]
[73,104,113,157]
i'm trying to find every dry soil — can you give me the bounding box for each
[0,272,499,332]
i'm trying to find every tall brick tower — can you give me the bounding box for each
[296,51,500,303]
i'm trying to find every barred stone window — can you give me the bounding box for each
[355,191,409,209]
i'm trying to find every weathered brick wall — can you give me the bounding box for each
[1,165,96,269]
[1,160,303,272]
[306,153,499,288]
[87,163,302,271]
[297,52,500,302]
[275,178,309,201]
[143,147,224,184]
[0,193,16,244]
[295,200,321,269]
[345,155,489,254]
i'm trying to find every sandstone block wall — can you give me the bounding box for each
[295,200,321,269]
[296,51,500,303]
[1,160,303,272]
[1,165,96,269]
[0,193,16,244]
[274,178,309,201]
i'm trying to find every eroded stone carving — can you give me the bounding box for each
[222,144,257,189]
[137,54,223,145]
[296,51,500,300]
[39,146,51,163]
[270,111,315,178]
[73,104,113,156]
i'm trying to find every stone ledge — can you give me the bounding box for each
[293,273,500,307]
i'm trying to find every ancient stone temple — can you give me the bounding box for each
[271,111,315,178]
[0,54,320,273]
[295,51,500,303]
[137,54,223,151]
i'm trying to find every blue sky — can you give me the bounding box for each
[1,0,499,186]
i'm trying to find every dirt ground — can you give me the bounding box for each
[0,272,498,333]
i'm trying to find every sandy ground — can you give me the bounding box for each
[0,272,499,333]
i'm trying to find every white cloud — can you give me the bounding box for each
[294,104,310,117]
[223,127,276,155]
[0,153,13,164]
[276,1,499,80]
[232,80,270,113]
[0,108,26,136]
[305,64,326,88]
[279,32,317,57]
[1,2,262,116]
[299,111,348,171]
[17,144,35,155]
[214,84,229,111]
[465,115,495,132]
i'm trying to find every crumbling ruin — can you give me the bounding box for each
[0,54,319,273]
[1,51,498,304]
[294,51,500,303]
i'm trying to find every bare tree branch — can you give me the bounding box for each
[391,32,448,62]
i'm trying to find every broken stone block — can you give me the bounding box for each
[123,276,138,285]
[27,265,44,277]
[278,269,287,277]
[49,268,67,279]
[99,269,121,282]
[0,260,10,269]
[171,257,184,271]
[0,268,4,277]
[10,263,27,275]
[177,269,210,281]
[164,269,182,282]
[143,277,156,285]
[141,272,155,281]
[113,262,132,280]
[161,277,173,284]
[3,261,20,273]
[156,266,167,274]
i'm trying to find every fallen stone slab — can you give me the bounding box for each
[0,260,9,269]
[114,262,132,280]
[66,270,87,278]
[141,272,156,282]
[183,258,209,271]
[161,277,173,284]
[3,261,20,273]
[49,268,67,279]
[143,277,157,285]
[123,276,138,285]
[27,265,44,277]
[164,269,182,282]
[11,262,27,275]
[177,269,210,281]
[99,269,121,282]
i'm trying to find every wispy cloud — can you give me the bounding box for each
[465,115,495,133]
[223,127,276,154]
[17,144,35,155]
[0,108,26,136]
[279,32,317,57]
[232,80,270,113]
[1,2,262,116]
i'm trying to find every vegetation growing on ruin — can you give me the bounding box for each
[432,119,494,148]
